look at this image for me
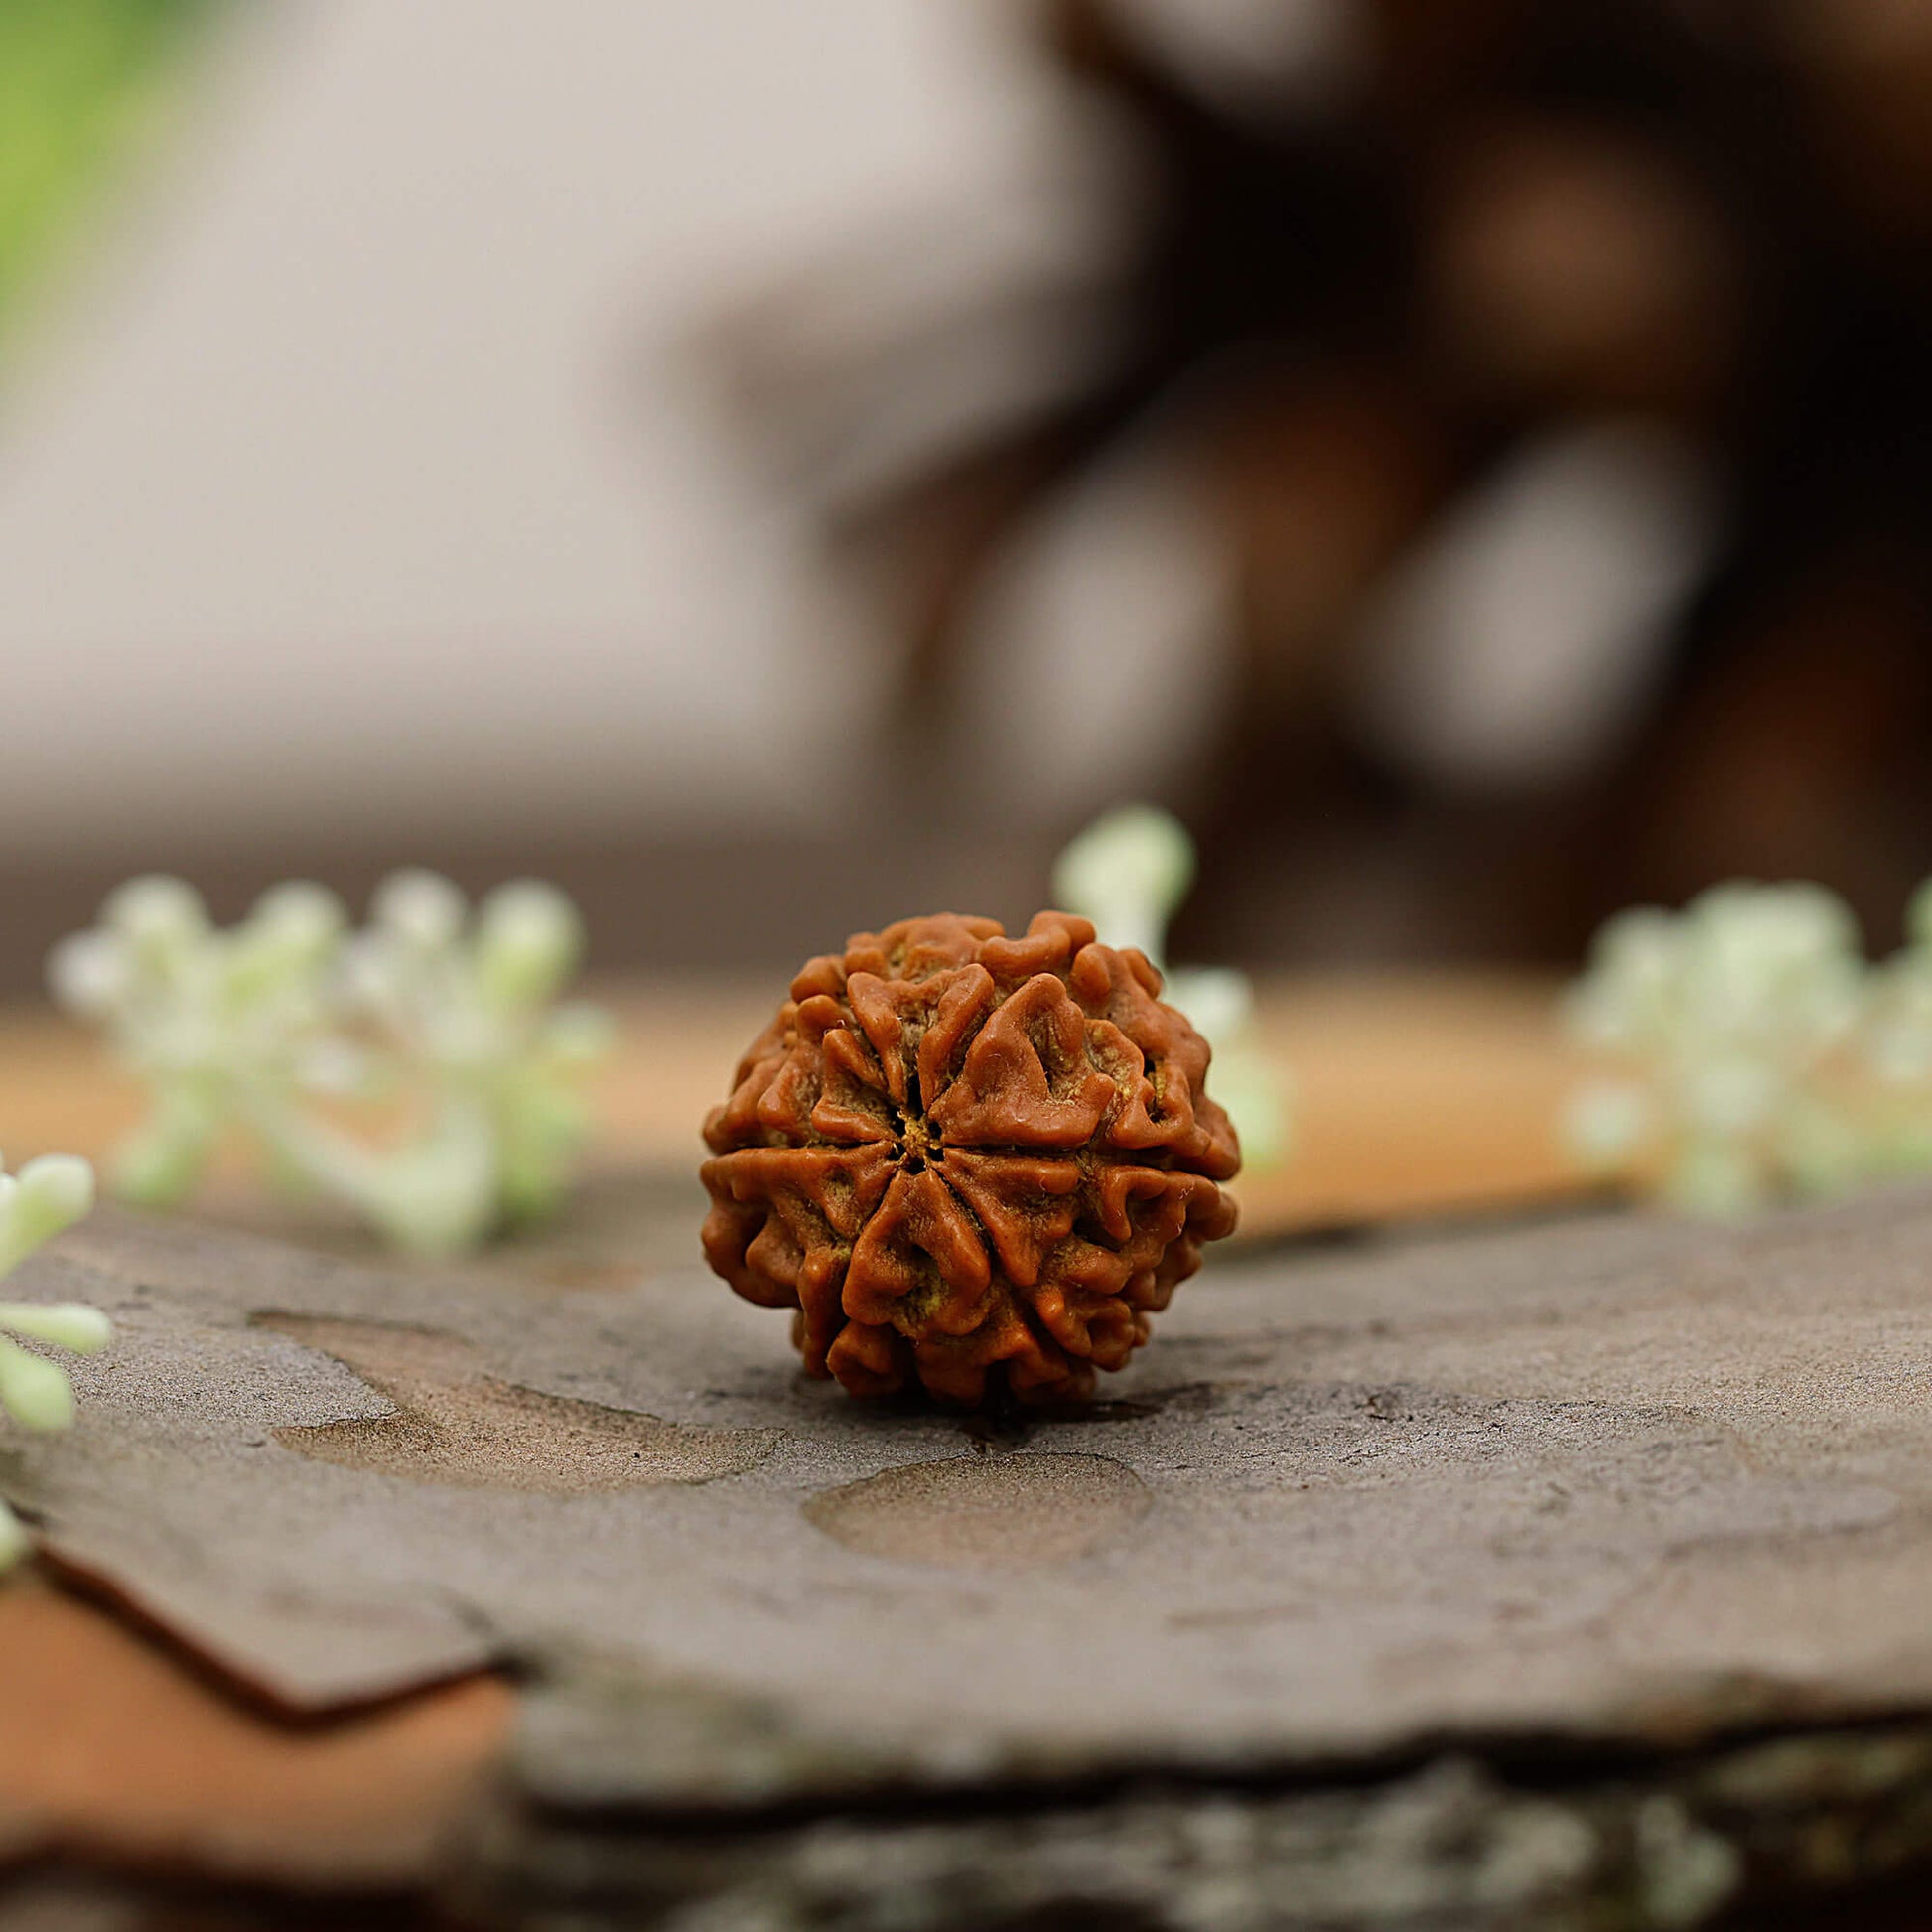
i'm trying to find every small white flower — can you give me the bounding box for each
[1562,881,1871,1211]
[476,881,585,1009]
[240,881,347,974]
[0,1303,113,1354]
[1054,806,1290,1169]
[46,931,130,1018]
[0,1346,74,1434]
[51,871,609,1255]
[1053,806,1196,970]
[104,875,208,951]
[370,869,467,951]
[0,1152,109,1570]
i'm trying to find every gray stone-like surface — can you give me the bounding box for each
[460,1725,1932,1931]
[9,1192,1932,1793]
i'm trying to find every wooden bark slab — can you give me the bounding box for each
[0,1576,510,1891]
[10,1193,1932,1923]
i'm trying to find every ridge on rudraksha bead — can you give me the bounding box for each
[700,910,1242,1404]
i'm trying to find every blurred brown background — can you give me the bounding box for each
[5,0,1932,989]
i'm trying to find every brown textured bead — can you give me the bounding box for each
[701,911,1241,1404]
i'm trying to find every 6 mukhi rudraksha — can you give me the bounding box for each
[701,911,1242,1404]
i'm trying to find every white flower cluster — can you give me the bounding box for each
[1563,879,1932,1214]
[51,872,611,1256]
[1053,806,1289,1168]
[0,1153,107,1570]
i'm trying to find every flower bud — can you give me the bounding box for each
[249,881,347,963]
[103,876,208,954]
[0,1302,113,1353]
[15,1154,95,1232]
[477,882,584,1007]
[1052,806,1196,965]
[47,931,130,1018]
[371,870,467,951]
[0,1343,75,1432]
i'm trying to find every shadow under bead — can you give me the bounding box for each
[700,911,1240,1404]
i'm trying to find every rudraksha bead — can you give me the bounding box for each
[701,911,1241,1403]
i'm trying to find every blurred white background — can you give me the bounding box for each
[4,0,1881,987]
[0,0,1071,856]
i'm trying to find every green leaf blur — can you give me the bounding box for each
[0,0,214,342]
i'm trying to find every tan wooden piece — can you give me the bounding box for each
[0,1576,510,1888]
[0,970,1592,1242]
